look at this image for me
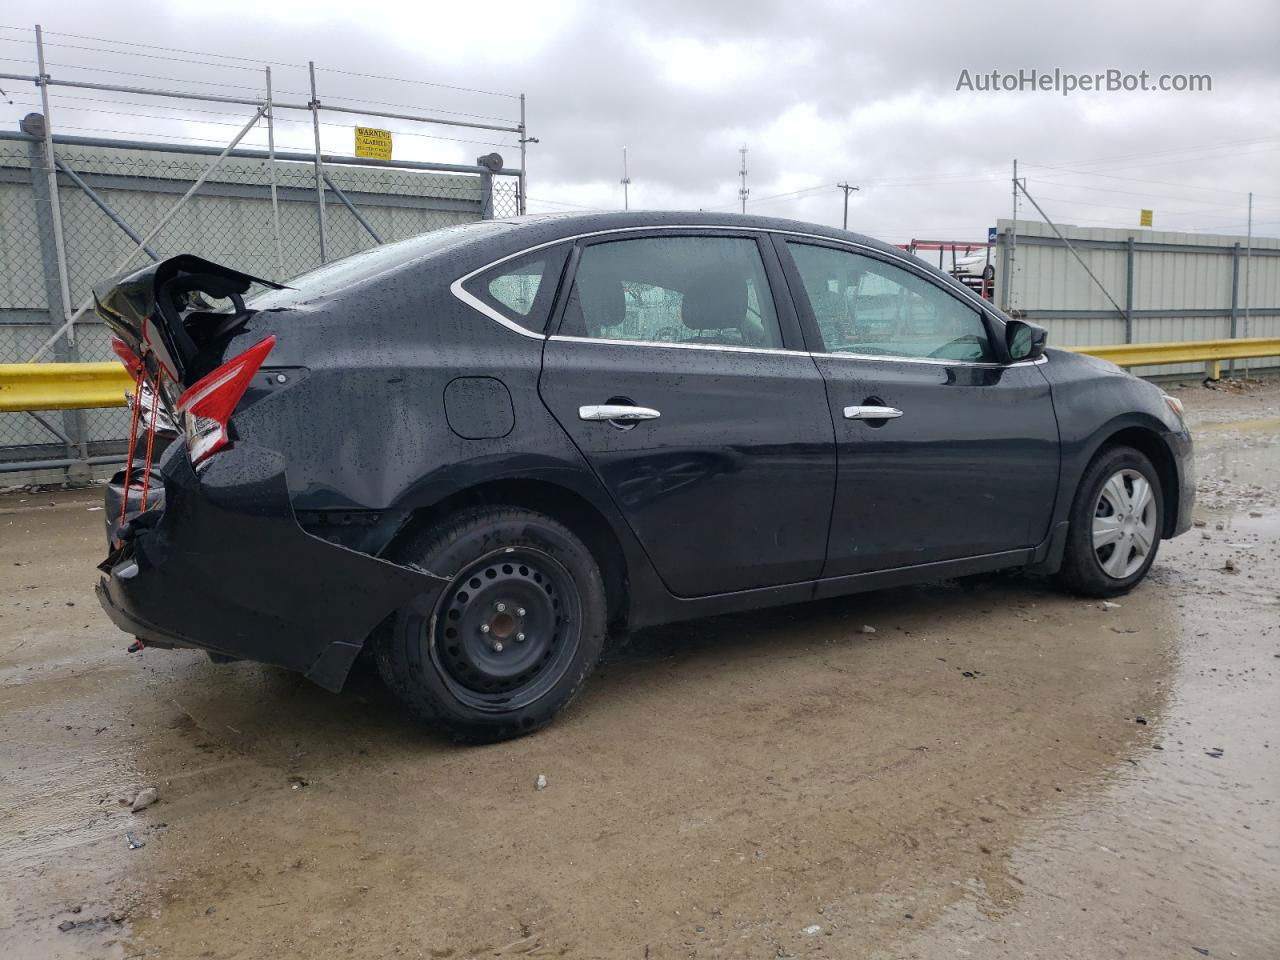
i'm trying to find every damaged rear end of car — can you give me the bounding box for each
[93,254,447,691]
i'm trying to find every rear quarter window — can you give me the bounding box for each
[460,245,570,334]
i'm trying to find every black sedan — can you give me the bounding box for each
[94,212,1194,741]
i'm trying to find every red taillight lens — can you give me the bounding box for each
[176,336,276,466]
[110,335,145,379]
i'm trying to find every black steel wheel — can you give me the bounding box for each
[377,506,607,742]
[433,547,582,711]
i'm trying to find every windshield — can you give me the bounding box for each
[248,220,513,309]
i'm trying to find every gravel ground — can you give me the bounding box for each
[1,378,1276,960]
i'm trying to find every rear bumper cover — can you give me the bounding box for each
[96,443,446,691]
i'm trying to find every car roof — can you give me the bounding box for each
[487,210,902,257]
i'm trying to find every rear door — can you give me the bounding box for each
[538,230,835,597]
[776,237,1060,577]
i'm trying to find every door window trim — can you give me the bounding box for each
[449,224,1045,367]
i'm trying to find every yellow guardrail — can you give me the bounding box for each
[1067,336,1280,380]
[1,336,1279,412]
[0,362,131,412]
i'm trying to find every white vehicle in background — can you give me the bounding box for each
[950,250,995,296]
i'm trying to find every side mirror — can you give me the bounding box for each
[1005,319,1047,362]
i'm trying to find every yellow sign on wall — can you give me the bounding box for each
[355,127,393,161]
[1139,208,1153,227]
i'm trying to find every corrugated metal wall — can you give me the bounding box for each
[994,219,1280,378]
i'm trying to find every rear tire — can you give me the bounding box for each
[376,506,607,743]
[1058,446,1163,598]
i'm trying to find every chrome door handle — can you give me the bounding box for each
[579,404,661,422]
[843,405,903,420]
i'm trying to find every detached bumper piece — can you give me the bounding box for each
[96,443,447,691]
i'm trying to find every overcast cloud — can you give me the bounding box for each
[2,0,1278,241]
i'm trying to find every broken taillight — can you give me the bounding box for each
[110,335,145,379]
[175,336,276,466]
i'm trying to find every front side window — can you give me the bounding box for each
[558,236,783,349]
[786,242,994,362]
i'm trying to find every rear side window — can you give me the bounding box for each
[786,242,994,362]
[488,258,545,316]
[558,236,783,348]
[462,245,569,333]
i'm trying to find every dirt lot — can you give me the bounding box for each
[2,379,1277,960]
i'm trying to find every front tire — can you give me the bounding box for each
[376,506,607,742]
[1058,446,1163,598]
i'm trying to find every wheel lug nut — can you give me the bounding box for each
[492,641,504,653]
[495,602,506,613]
[479,623,490,634]
[516,632,526,642]
[517,607,526,617]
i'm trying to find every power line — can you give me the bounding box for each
[0,34,270,73]
[1025,134,1280,173]
[525,196,602,210]
[316,65,518,100]
[2,56,279,93]
[1,24,300,66]
[313,93,515,124]
[707,183,832,212]
[2,69,515,129]
[1028,192,1261,218]
[1023,176,1277,207]
[1027,164,1280,202]
[1,33,519,124]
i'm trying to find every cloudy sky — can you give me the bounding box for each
[2,0,1278,242]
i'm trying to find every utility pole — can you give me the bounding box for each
[738,145,749,214]
[620,146,631,211]
[837,182,859,230]
[1006,158,1018,312]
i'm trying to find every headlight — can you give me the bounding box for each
[1162,394,1185,420]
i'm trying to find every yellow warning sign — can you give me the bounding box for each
[355,126,393,161]
[1139,208,1153,227]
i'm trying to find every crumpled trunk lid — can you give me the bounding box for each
[93,254,285,407]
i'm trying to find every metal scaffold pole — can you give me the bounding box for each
[33,24,76,347]
[28,105,268,361]
[309,61,328,263]
[265,66,285,282]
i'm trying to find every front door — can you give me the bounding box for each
[538,232,835,597]
[777,237,1060,577]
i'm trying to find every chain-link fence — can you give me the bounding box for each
[1,132,522,484]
